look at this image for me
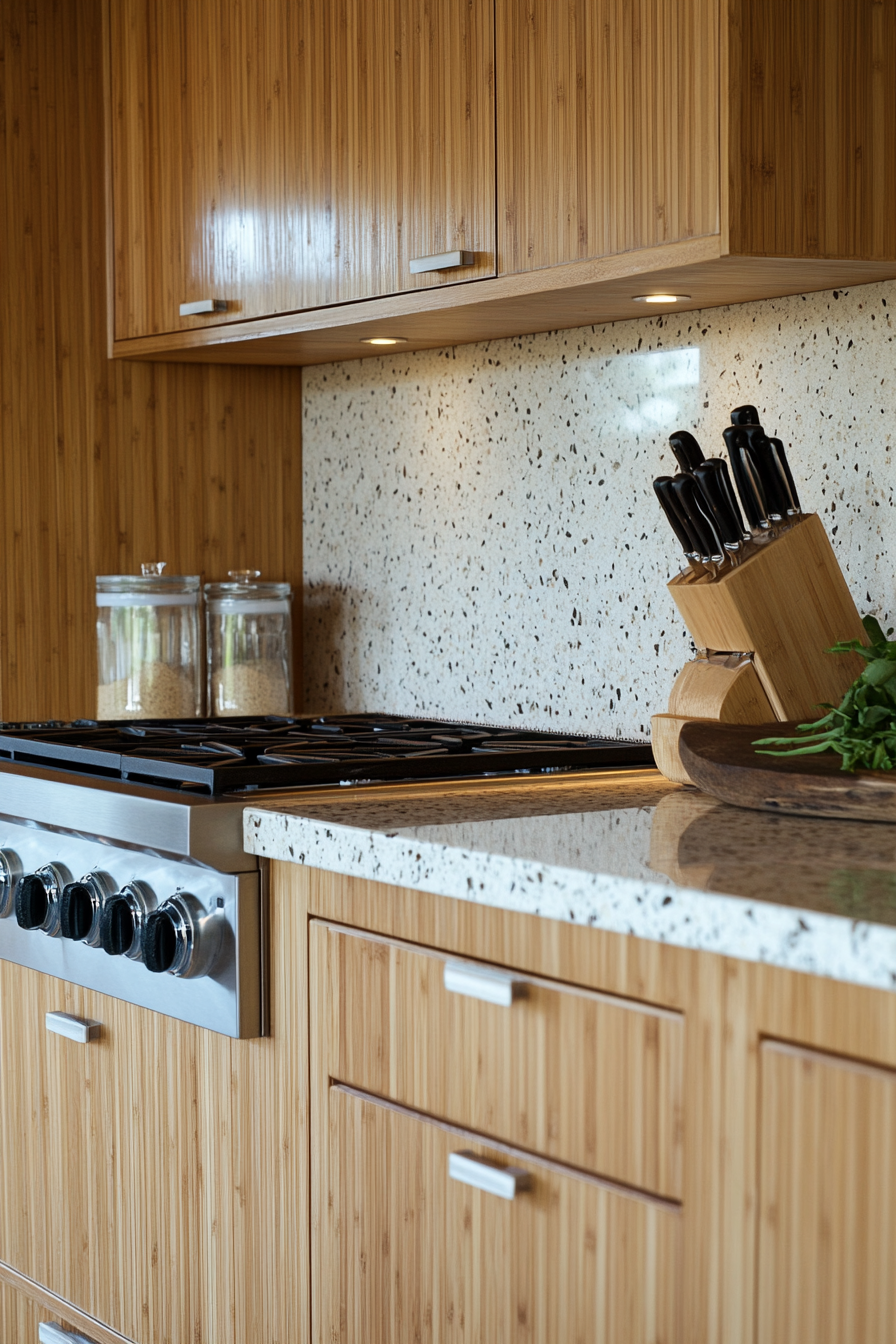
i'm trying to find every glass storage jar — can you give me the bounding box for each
[205,571,293,717]
[96,563,202,719]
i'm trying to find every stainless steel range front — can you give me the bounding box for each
[0,714,653,1038]
[0,763,261,1037]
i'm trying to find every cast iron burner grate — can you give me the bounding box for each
[0,715,654,796]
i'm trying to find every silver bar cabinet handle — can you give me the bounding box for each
[449,1151,532,1201]
[409,249,475,275]
[443,960,523,1007]
[45,1011,100,1044]
[39,1324,99,1344]
[179,298,228,316]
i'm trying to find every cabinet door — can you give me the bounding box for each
[0,961,230,1344]
[757,1040,896,1344]
[110,0,495,341]
[497,0,719,274]
[315,1083,681,1343]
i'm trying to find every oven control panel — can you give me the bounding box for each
[0,819,262,1037]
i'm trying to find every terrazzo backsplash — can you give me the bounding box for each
[303,281,895,738]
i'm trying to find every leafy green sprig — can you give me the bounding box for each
[754,615,896,772]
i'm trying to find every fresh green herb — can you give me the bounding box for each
[754,615,896,772]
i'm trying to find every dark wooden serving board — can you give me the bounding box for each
[678,720,896,823]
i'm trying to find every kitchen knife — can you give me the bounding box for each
[670,473,724,563]
[767,436,802,514]
[729,404,761,427]
[722,426,767,531]
[653,476,699,557]
[739,425,789,520]
[692,460,748,551]
[668,429,705,473]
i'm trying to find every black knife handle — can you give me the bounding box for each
[740,425,789,518]
[739,443,771,525]
[692,460,745,548]
[653,476,696,555]
[668,430,705,473]
[730,404,761,427]
[768,436,802,513]
[722,426,765,530]
[671,474,723,561]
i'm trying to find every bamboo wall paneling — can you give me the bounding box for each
[0,0,302,720]
[496,0,720,274]
[0,1267,138,1344]
[312,920,685,1198]
[313,1084,683,1343]
[727,0,896,260]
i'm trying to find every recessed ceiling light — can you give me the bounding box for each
[360,336,408,346]
[631,294,691,304]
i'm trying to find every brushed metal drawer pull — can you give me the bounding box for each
[409,249,475,274]
[449,1150,532,1201]
[45,1011,100,1044]
[179,298,228,316]
[443,961,523,1007]
[39,1323,99,1344]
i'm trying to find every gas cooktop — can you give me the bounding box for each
[0,715,654,796]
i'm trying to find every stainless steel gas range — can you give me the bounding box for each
[0,715,652,1037]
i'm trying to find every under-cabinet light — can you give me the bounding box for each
[631,294,691,304]
[360,336,408,345]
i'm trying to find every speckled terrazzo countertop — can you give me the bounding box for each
[243,769,896,993]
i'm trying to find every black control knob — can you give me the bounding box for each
[14,864,68,935]
[99,881,153,959]
[143,908,178,974]
[15,874,49,930]
[100,897,135,956]
[61,883,95,941]
[141,893,222,978]
[60,872,113,945]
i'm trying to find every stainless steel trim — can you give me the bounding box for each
[38,1325,99,1344]
[443,960,523,1007]
[408,249,475,274]
[179,298,228,315]
[45,1011,101,1044]
[0,846,22,917]
[0,761,255,870]
[448,1150,531,1200]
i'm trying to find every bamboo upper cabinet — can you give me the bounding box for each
[498,0,896,276]
[109,0,496,341]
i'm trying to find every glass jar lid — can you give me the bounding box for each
[96,562,201,607]
[204,570,292,615]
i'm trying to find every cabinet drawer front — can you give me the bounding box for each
[312,922,684,1198]
[316,1084,681,1344]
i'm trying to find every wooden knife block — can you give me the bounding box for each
[652,513,867,785]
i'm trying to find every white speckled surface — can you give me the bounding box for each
[303,281,896,736]
[246,786,896,992]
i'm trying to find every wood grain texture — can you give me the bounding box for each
[756,1041,896,1344]
[0,869,311,1344]
[727,0,896,259]
[0,1258,137,1344]
[668,514,867,721]
[679,718,896,823]
[313,1084,682,1343]
[110,0,495,341]
[666,658,774,723]
[295,861,726,1343]
[0,0,302,721]
[497,0,719,274]
[109,248,896,366]
[312,920,685,1199]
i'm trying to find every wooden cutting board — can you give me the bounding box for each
[678,720,896,823]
